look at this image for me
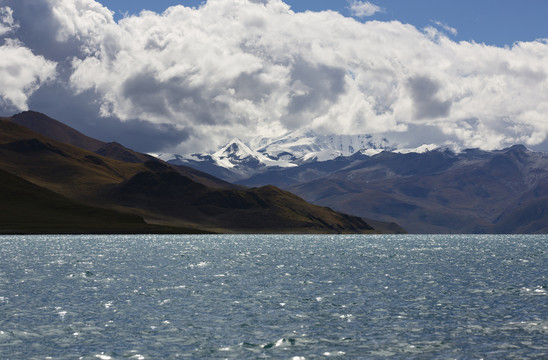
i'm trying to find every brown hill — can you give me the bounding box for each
[107,164,374,232]
[0,119,142,200]
[9,111,236,190]
[11,111,105,152]
[0,115,384,234]
[0,168,205,234]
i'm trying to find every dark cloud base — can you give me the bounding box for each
[26,83,190,153]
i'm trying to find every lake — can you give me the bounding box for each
[0,234,546,359]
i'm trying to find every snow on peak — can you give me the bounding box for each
[395,144,440,154]
[253,129,394,162]
[211,138,296,169]
[214,138,255,160]
[151,131,395,172]
[149,153,184,162]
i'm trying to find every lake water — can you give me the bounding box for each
[0,234,546,359]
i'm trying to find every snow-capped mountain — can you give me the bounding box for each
[154,130,394,182]
[252,129,394,162]
[155,138,297,182]
[210,138,296,169]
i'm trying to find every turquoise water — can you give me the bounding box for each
[0,234,546,359]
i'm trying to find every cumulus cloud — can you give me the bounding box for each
[3,0,548,154]
[48,0,114,43]
[348,1,382,18]
[0,39,57,111]
[1,0,114,61]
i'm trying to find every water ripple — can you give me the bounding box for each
[0,234,546,358]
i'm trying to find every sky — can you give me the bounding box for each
[1,0,548,154]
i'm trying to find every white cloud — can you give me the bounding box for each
[0,39,57,110]
[348,0,382,18]
[433,21,458,36]
[4,0,548,154]
[66,1,548,152]
[48,0,114,43]
[0,6,18,36]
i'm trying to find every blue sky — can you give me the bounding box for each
[98,0,548,46]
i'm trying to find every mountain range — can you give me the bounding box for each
[159,134,548,234]
[0,111,399,234]
[6,110,547,234]
[157,130,394,182]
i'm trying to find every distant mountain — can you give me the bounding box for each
[159,138,297,182]
[252,129,394,162]
[157,129,393,182]
[0,113,398,234]
[240,145,548,234]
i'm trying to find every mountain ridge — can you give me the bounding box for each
[239,144,548,233]
[152,128,548,233]
[158,130,394,182]
[0,111,401,234]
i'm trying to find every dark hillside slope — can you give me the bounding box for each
[0,168,204,234]
[11,111,147,161]
[11,111,104,151]
[0,119,143,200]
[109,166,375,232]
[9,111,237,190]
